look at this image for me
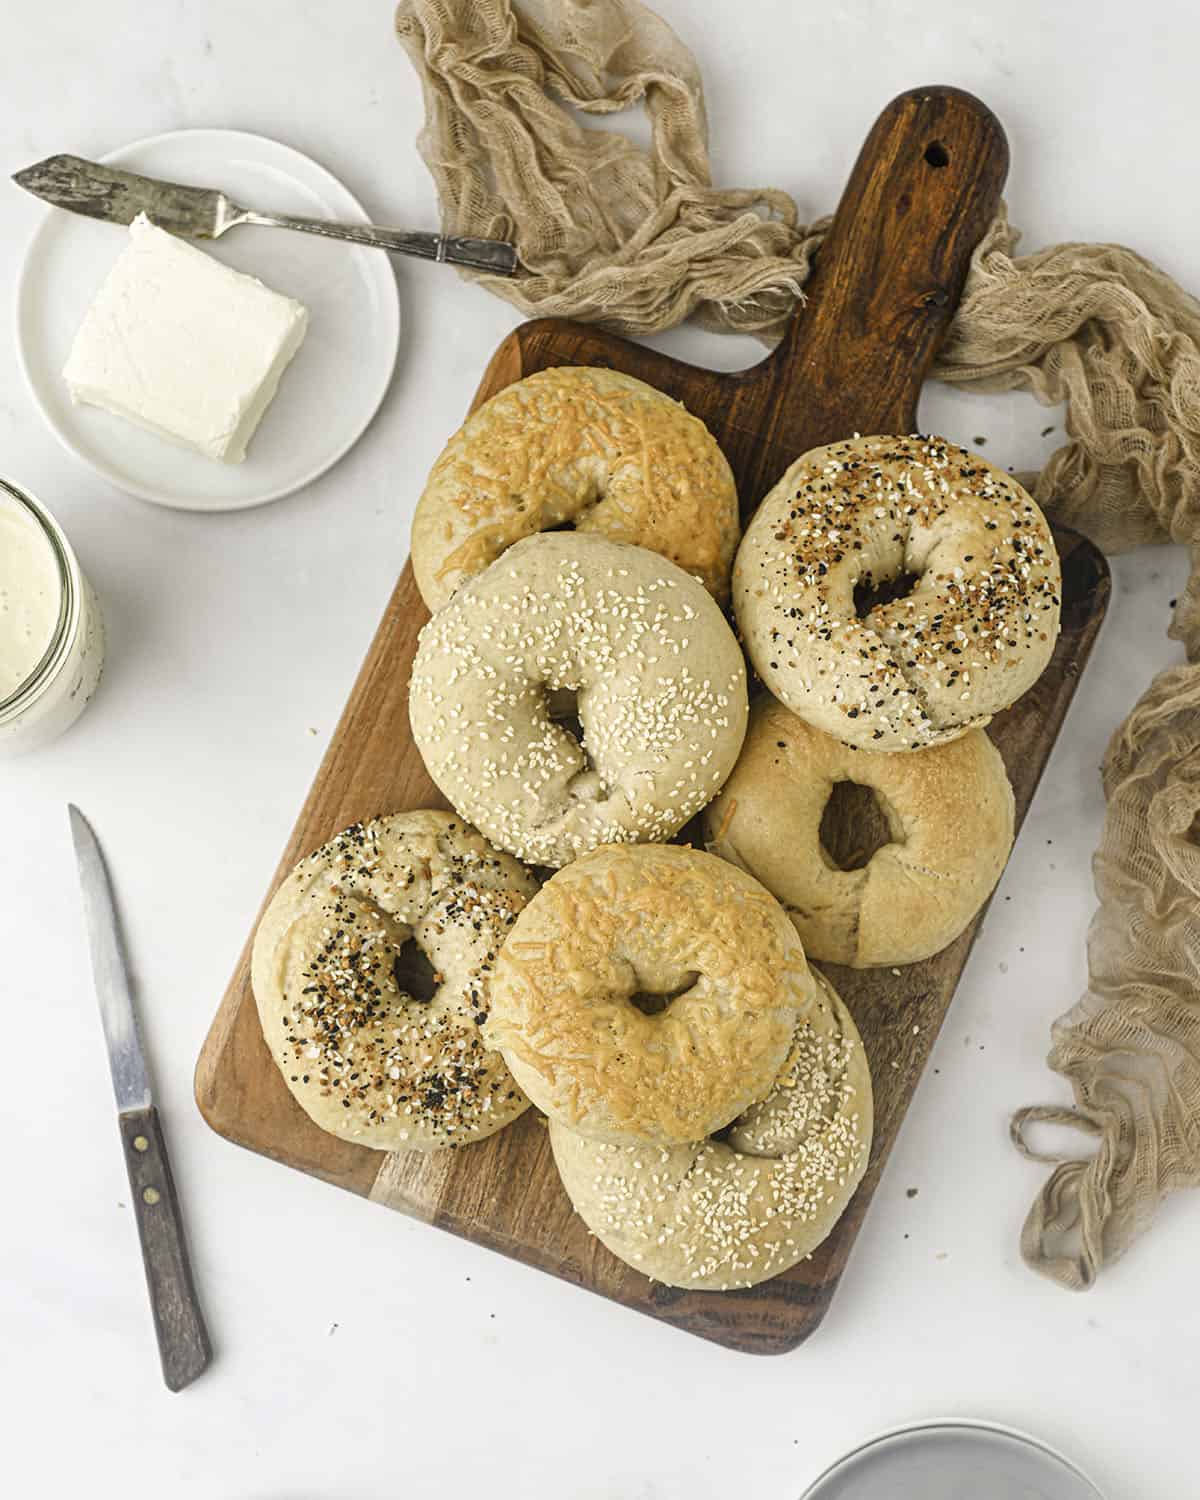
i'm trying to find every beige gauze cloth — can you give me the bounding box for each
[395,0,1200,1289]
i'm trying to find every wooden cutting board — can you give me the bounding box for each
[196,86,1110,1354]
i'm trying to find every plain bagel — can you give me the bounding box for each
[705,697,1015,967]
[411,366,740,611]
[252,811,538,1151]
[408,532,748,868]
[484,843,814,1146]
[550,966,872,1290]
[733,434,1061,751]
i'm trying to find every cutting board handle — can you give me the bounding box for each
[744,85,1008,503]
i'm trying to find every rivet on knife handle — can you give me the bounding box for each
[119,1105,211,1392]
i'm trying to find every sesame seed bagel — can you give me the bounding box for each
[549,966,872,1290]
[251,811,538,1152]
[484,843,814,1146]
[705,698,1015,967]
[733,434,1061,751]
[409,532,748,868]
[411,366,739,611]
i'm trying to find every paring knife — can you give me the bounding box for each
[14,153,519,275]
[68,805,211,1393]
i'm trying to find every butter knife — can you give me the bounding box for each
[68,805,211,1393]
[14,153,519,275]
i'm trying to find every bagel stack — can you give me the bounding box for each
[550,966,872,1290]
[248,384,1065,1297]
[715,432,1055,969]
[489,844,874,1289]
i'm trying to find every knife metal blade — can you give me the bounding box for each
[14,154,233,238]
[68,803,152,1111]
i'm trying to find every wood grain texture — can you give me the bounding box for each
[196,87,1110,1352]
[119,1105,211,1391]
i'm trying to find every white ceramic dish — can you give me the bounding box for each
[800,1418,1105,1499]
[16,128,400,511]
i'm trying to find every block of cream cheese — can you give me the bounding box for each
[63,213,308,463]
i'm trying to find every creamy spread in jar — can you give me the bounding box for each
[0,493,59,695]
[0,480,104,754]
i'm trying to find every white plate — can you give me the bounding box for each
[800,1419,1105,1500]
[17,128,400,511]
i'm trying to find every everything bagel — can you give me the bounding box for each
[733,434,1061,751]
[252,811,538,1151]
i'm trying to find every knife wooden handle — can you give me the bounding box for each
[118,1106,211,1391]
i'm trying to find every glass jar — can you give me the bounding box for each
[0,478,104,755]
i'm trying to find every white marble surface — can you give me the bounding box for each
[1,3,1195,1496]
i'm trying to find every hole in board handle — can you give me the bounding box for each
[923,140,950,168]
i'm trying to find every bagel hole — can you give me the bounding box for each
[547,684,613,800]
[630,972,699,1016]
[819,781,892,872]
[543,517,576,533]
[854,568,920,618]
[546,685,585,744]
[392,941,440,1004]
[924,140,950,168]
